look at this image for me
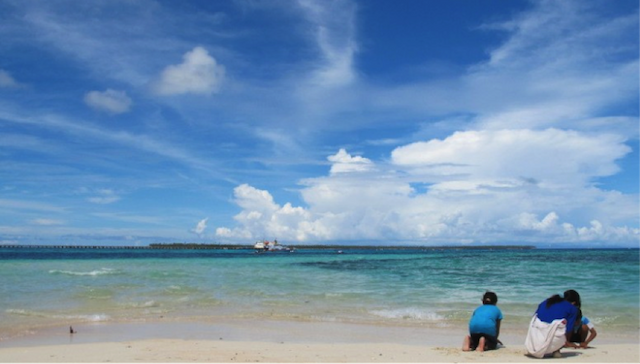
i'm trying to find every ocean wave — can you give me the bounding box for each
[76,287,114,300]
[324,293,343,298]
[369,307,445,322]
[49,268,118,276]
[6,309,110,322]
[121,300,158,308]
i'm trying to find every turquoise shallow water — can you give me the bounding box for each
[0,247,638,340]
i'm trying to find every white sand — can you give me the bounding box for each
[1,339,638,363]
[0,320,637,363]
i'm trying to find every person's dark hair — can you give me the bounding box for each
[545,294,564,308]
[564,289,581,306]
[483,291,498,305]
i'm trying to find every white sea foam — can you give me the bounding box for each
[122,300,157,308]
[6,309,110,322]
[324,293,343,297]
[49,268,117,276]
[369,307,445,322]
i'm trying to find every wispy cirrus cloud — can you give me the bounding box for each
[30,218,65,226]
[0,106,227,179]
[359,1,638,137]
[0,198,66,213]
[0,69,24,88]
[297,0,359,87]
[84,89,132,114]
[86,189,120,205]
[191,217,208,236]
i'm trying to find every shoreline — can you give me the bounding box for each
[5,319,477,348]
[3,315,638,346]
[1,319,638,363]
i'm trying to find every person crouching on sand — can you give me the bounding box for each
[524,289,581,358]
[462,291,503,352]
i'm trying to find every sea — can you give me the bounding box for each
[0,246,638,343]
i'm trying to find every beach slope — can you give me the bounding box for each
[1,339,638,363]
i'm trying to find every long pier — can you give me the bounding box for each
[0,245,151,249]
[0,244,251,250]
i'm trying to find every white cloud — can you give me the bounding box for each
[153,46,225,95]
[0,69,23,88]
[87,189,120,204]
[30,218,64,226]
[391,129,630,188]
[515,212,560,232]
[578,220,636,240]
[216,137,638,245]
[191,217,208,236]
[0,107,219,176]
[0,198,65,213]
[327,148,374,174]
[216,184,317,241]
[84,89,132,114]
[360,1,637,138]
[467,1,638,131]
[297,0,358,87]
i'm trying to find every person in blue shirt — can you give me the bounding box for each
[462,291,503,352]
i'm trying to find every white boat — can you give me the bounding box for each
[253,239,293,252]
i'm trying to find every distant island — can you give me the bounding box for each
[148,243,536,250]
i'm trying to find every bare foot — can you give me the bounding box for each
[477,337,486,352]
[462,335,472,351]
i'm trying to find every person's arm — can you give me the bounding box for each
[495,319,503,345]
[580,327,597,348]
[564,334,580,348]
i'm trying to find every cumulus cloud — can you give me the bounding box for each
[216,135,638,245]
[328,148,374,174]
[516,212,560,232]
[391,129,630,189]
[153,46,225,95]
[84,89,132,114]
[215,184,315,241]
[191,217,208,236]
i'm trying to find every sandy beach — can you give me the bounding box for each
[2,338,639,363]
[0,319,637,363]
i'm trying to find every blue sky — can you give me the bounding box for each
[0,0,638,247]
